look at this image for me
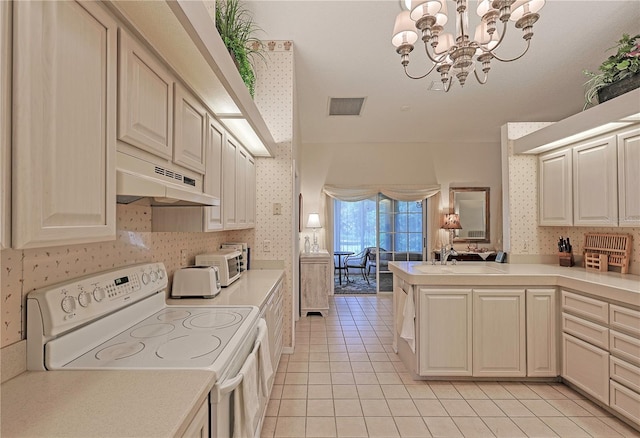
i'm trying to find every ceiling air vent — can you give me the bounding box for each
[328,97,366,116]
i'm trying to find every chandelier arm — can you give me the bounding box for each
[403,63,439,80]
[473,68,489,85]
[442,79,454,93]
[489,38,531,62]
[422,39,449,65]
[475,20,509,56]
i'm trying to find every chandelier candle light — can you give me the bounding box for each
[307,213,321,253]
[392,0,544,90]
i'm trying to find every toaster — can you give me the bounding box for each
[171,266,221,298]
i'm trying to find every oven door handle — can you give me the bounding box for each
[216,322,265,396]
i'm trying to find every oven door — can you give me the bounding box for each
[210,319,268,438]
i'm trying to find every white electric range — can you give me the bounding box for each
[26,262,262,437]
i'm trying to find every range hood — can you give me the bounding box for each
[116,151,219,207]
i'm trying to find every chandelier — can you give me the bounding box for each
[392,0,544,91]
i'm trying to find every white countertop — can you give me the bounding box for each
[389,262,640,306]
[167,269,284,309]
[1,370,215,437]
[2,270,284,437]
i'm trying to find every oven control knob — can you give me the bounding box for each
[92,287,106,302]
[157,269,165,280]
[61,296,76,314]
[142,273,150,285]
[78,291,92,308]
[150,271,158,282]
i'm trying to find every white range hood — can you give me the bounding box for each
[116,151,219,207]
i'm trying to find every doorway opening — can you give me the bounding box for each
[333,195,428,293]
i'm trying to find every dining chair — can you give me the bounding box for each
[344,247,372,284]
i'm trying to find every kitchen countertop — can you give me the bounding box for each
[389,262,640,306]
[167,268,284,309]
[1,370,215,437]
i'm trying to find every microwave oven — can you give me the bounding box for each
[195,250,242,287]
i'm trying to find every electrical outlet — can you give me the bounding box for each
[273,203,282,215]
[263,240,271,252]
[180,249,188,266]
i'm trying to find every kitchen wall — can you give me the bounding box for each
[504,123,640,274]
[0,40,298,372]
[300,141,503,253]
[1,202,254,348]
[253,42,297,350]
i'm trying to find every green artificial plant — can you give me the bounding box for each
[583,33,640,109]
[215,0,264,98]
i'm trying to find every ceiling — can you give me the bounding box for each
[244,0,640,145]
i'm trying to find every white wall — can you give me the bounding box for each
[300,141,504,252]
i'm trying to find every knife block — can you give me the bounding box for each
[558,252,574,267]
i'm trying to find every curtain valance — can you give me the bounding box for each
[323,184,440,202]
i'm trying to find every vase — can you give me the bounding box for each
[597,73,640,104]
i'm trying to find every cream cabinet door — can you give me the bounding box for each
[118,29,173,159]
[300,252,331,317]
[418,289,472,376]
[526,289,558,377]
[573,135,618,226]
[236,147,248,227]
[246,154,256,228]
[617,127,640,227]
[562,333,610,405]
[1,0,11,249]
[174,83,207,174]
[204,115,224,231]
[223,138,238,229]
[12,0,116,249]
[538,148,572,226]
[180,398,209,438]
[473,289,526,377]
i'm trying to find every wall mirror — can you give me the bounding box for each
[449,187,490,243]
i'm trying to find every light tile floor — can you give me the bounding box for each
[261,294,640,438]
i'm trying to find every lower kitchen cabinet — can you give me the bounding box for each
[263,279,284,371]
[418,289,472,376]
[300,251,331,317]
[181,398,209,438]
[473,289,526,377]
[527,289,557,377]
[563,333,610,405]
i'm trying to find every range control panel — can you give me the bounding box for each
[27,263,167,337]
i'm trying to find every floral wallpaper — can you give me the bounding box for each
[1,203,256,347]
[253,41,296,351]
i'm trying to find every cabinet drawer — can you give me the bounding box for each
[561,290,608,324]
[610,380,640,426]
[562,333,609,405]
[562,312,609,350]
[610,330,640,367]
[610,356,640,394]
[610,305,640,337]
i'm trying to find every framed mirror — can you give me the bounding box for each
[449,187,490,243]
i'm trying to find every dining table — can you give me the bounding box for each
[333,251,354,286]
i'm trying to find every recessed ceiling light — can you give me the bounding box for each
[400,105,410,111]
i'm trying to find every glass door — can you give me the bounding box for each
[376,195,427,291]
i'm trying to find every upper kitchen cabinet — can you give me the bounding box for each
[173,83,207,174]
[12,0,116,249]
[538,149,573,226]
[151,114,225,232]
[1,0,11,249]
[573,135,618,226]
[617,127,640,227]
[223,137,255,230]
[118,29,173,159]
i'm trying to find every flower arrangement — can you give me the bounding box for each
[215,0,264,98]
[583,33,640,109]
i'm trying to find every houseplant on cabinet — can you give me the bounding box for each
[583,33,640,109]
[215,0,263,98]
